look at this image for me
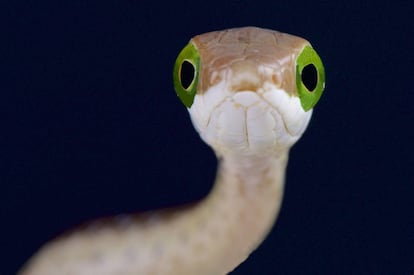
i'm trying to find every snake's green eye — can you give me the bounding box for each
[295,45,325,112]
[173,42,200,108]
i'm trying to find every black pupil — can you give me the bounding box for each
[180,60,195,89]
[301,64,318,92]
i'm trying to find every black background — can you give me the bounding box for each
[2,1,413,274]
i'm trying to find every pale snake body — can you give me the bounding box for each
[19,26,325,275]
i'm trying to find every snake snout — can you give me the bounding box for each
[229,60,262,93]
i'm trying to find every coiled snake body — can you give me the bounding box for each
[19,27,325,275]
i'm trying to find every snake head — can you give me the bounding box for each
[173,27,325,157]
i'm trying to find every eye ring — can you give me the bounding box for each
[173,42,200,108]
[295,45,325,111]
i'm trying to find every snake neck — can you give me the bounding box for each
[19,153,289,275]
[196,152,289,274]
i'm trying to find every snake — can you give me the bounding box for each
[18,27,325,275]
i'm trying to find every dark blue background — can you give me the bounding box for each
[2,1,413,274]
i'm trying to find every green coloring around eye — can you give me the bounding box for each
[295,45,325,112]
[173,42,200,108]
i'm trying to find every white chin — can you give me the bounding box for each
[188,86,312,157]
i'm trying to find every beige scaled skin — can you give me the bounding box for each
[19,27,324,275]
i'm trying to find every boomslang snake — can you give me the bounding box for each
[19,26,325,275]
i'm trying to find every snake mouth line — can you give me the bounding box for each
[259,95,295,138]
[200,91,297,153]
[203,89,296,130]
